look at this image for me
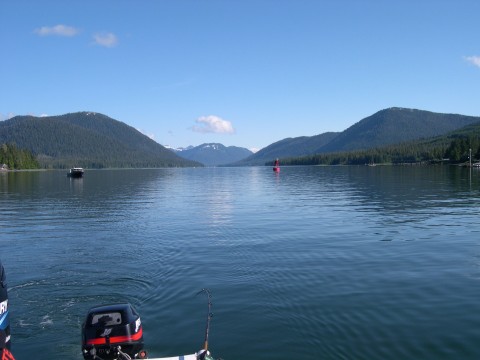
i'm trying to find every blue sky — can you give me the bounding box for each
[1,0,480,151]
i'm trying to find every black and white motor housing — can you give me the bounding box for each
[82,303,144,359]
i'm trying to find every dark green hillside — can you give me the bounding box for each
[280,122,480,166]
[234,132,339,166]
[57,112,165,155]
[318,108,480,153]
[233,108,480,166]
[0,112,200,168]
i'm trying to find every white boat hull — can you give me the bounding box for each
[149,355,196,360]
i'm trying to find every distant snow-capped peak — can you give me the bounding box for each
[164,145,194,152]
[202,143,222,150]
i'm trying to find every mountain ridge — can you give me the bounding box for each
[236,107,480,165]
[233,132,339,166]
[0,112,200,168]
[316,107,480,153]
[172,143,253,166]
[2,107,480,168]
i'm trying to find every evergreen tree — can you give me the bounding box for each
[0,143,40,169]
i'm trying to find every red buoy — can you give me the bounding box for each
[273,158,280,172]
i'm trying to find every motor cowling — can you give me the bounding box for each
[0,260,11,350]
[82,303,145,359]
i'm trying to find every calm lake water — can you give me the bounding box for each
[1,166,480,360]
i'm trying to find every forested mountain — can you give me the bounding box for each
[173,143,252,166]
[2,108,479,169]
[0,112,200,168]
[234,132,339,166]
[317,107,480,153]
[280,122,480,166]
[235,107,480,166]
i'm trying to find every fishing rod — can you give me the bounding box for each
[196,288,213,352]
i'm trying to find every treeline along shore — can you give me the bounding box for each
[276,133,480,166]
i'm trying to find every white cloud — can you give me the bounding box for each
[34,25,79,37]
[191,115,235,134]
[249,147,260,153]
[465,55,480,68]
[93,32,118,48]
[40,114,49,117]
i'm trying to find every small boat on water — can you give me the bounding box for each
[81,290,218,360]
[68,167,84,178]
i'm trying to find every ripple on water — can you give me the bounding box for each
[2,167,480,360]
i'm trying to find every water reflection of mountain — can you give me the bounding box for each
[276,165,480,219]
[345,166,479,213]
[271,165,480,244]
[0,169,176,219]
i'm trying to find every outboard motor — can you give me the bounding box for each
[0,260,11,350]
[82,303,145,359]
